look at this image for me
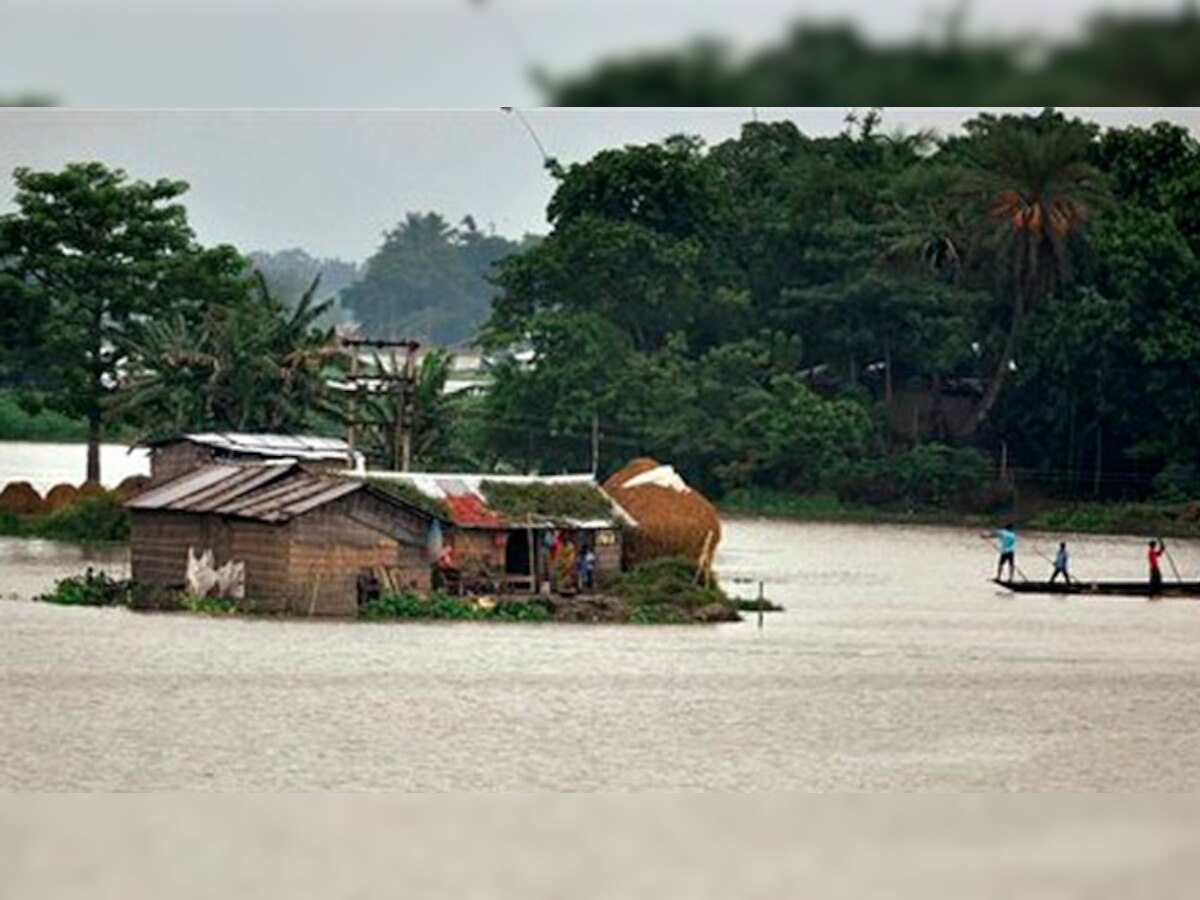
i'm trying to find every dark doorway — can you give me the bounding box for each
[505,530,531,575]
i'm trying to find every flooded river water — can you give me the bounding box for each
[3,519,1200,791]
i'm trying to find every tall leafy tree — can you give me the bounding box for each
[0,162,232,481]
[955,112,1109,430]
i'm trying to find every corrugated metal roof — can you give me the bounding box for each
[145,432,351,461]
[127,463,368,523]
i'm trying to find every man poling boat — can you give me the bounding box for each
[992,536,1199,598]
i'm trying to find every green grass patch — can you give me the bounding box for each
[361,590,552,622]
[365,478,450,519]
[480,480,614,522]
[180,594,239,615]
[1027,502,1200,538]
[609,557,739,623]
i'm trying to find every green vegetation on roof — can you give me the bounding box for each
[481,480,615,522]
[365,478,449,519]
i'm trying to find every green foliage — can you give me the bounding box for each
[541,12,1200,106]
[361,591,552,622]
[609,557,735,623]
[0,161,234,481]
[366,479,450,519]
[179,594,238,615]
[246,248,359,326]
[480,481,614,522]
[0,389,87,440]
[839,445,997,510]
[2,495,131,543]
[37,569,128,606]
[115,270,337,438]
[39,495,131,542]
[1027,503,1200,539]
[340,213,528,344]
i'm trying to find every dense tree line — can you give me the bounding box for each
[543,10,1200,106]
[480,110,1200,504]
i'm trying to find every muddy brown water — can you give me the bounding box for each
[4,520,1200,791]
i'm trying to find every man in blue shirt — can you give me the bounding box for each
[992,523,1017,582]
[1049,541,1071,585]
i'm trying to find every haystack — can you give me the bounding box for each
[603,458,721,566]
[43,483,79,511]
[0,481,46,515]
[114,475,150,501]
[76,480,107,501]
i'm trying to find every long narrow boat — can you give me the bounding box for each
[993,579,1200,598]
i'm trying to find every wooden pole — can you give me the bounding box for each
[528,523,536,595]
[757,580,764,630]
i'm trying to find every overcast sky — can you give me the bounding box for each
[2,107,1198,262]
[0,1,1186,107]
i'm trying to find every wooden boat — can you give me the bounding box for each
[993,579,1200,598]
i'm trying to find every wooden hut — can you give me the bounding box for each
[367,472,631,593]
[126,462,429,616]
[141,433,357,485]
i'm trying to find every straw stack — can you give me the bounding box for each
[0,481,46,515]
[603,458,721,566]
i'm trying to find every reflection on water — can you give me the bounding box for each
[3,519,1200,791]
[0,440,150,493]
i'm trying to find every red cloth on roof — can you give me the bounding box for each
[443,493,502,527]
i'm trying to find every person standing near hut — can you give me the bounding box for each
[986,523,1018,582]
[1148,539,1166,598]
[577,544,596,591]
[1049,541,1071,585]
[556,537,577,594]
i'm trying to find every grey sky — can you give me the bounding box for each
[0,1,1185,107]
[1,107,1198,262]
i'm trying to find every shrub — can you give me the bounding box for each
[0,509,23,536]
[39,494,130,542]
[37,569,128,606]
[361,590,553,621]
[609,556,738,622]
[180,594,238,614]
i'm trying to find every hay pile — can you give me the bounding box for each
[114,475,150,501]
[603,458,721,566]
[0,481,46,515]
[77,481,107,501]
[43,483,78,511]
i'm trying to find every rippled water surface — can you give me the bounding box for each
[3,521,1200,790]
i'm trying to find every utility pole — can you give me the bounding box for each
[590,412,600,476]
[339,336,420,471]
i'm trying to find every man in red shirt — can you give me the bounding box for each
[1148,539,1166,597]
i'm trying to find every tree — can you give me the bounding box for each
[0,162,224,481]
[116,272,337,436]
[955,112,1109,430]
[340,213,524,344]
[247,248,360,325]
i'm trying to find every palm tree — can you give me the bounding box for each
[960,113,1109,430]
[115,272,338,437]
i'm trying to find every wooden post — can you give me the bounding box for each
[527,523,536,595]
[757,580,764,630]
